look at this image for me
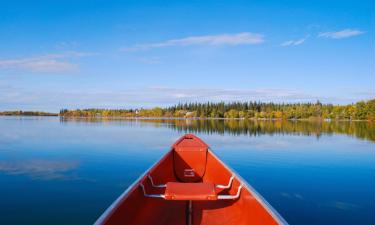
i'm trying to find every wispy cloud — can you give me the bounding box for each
[281,36,308,47]
[350,89,375,102]
[318,29,365,39]
[123,32,265,51]
[352,89,375,97]
[147,87,316,102]
[0,51,95,73]
[2,83,366,111]
[0,85,324,111]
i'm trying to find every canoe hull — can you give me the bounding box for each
[95,134,287,225]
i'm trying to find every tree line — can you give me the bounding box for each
[59,99,375,121]
[0,111,58,116]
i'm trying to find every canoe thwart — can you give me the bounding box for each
[141,174,242,201]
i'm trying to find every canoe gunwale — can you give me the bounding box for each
[208,149,289,225]
[93,148,173,225]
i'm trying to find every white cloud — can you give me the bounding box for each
[123,32,265,51]
[318,29,365,39]
[0,51,95,73]
[352,89,375,97]
[2,81,370,112]
[148,87,316,102]
[0,59,78,72]
[281,37,308,47]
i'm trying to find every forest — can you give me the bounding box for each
[59,99,375,121]
[0,111,58,116]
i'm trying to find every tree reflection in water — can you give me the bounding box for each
[60,117,375,143]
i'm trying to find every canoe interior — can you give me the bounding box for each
[97,134,284,225]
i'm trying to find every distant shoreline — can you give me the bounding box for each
[0,114,372,122]
[61,116,370,122]
[1,99,374,121]
[0,112,58,116]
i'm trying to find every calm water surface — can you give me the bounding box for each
[0,116,374,225]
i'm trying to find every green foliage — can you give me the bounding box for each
[0,111,57,116]
[224,109,239,118]
[57,99,375,121]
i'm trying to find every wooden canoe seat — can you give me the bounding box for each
[164,182,217,200]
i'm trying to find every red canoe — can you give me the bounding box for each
[95,134,288,225]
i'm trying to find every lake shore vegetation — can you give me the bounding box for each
[2,99,374,121]
[0,111,58,116]
[58,99,375,121]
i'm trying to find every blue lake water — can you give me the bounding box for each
[0,116,374,225]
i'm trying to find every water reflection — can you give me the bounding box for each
[0,159,80,180]
[60,117,375,143]
[322,201,360,211]
[0,116,374,225]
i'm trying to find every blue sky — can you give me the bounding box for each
[0,0,374,112]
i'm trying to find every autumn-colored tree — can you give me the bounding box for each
[55,99,375,121]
